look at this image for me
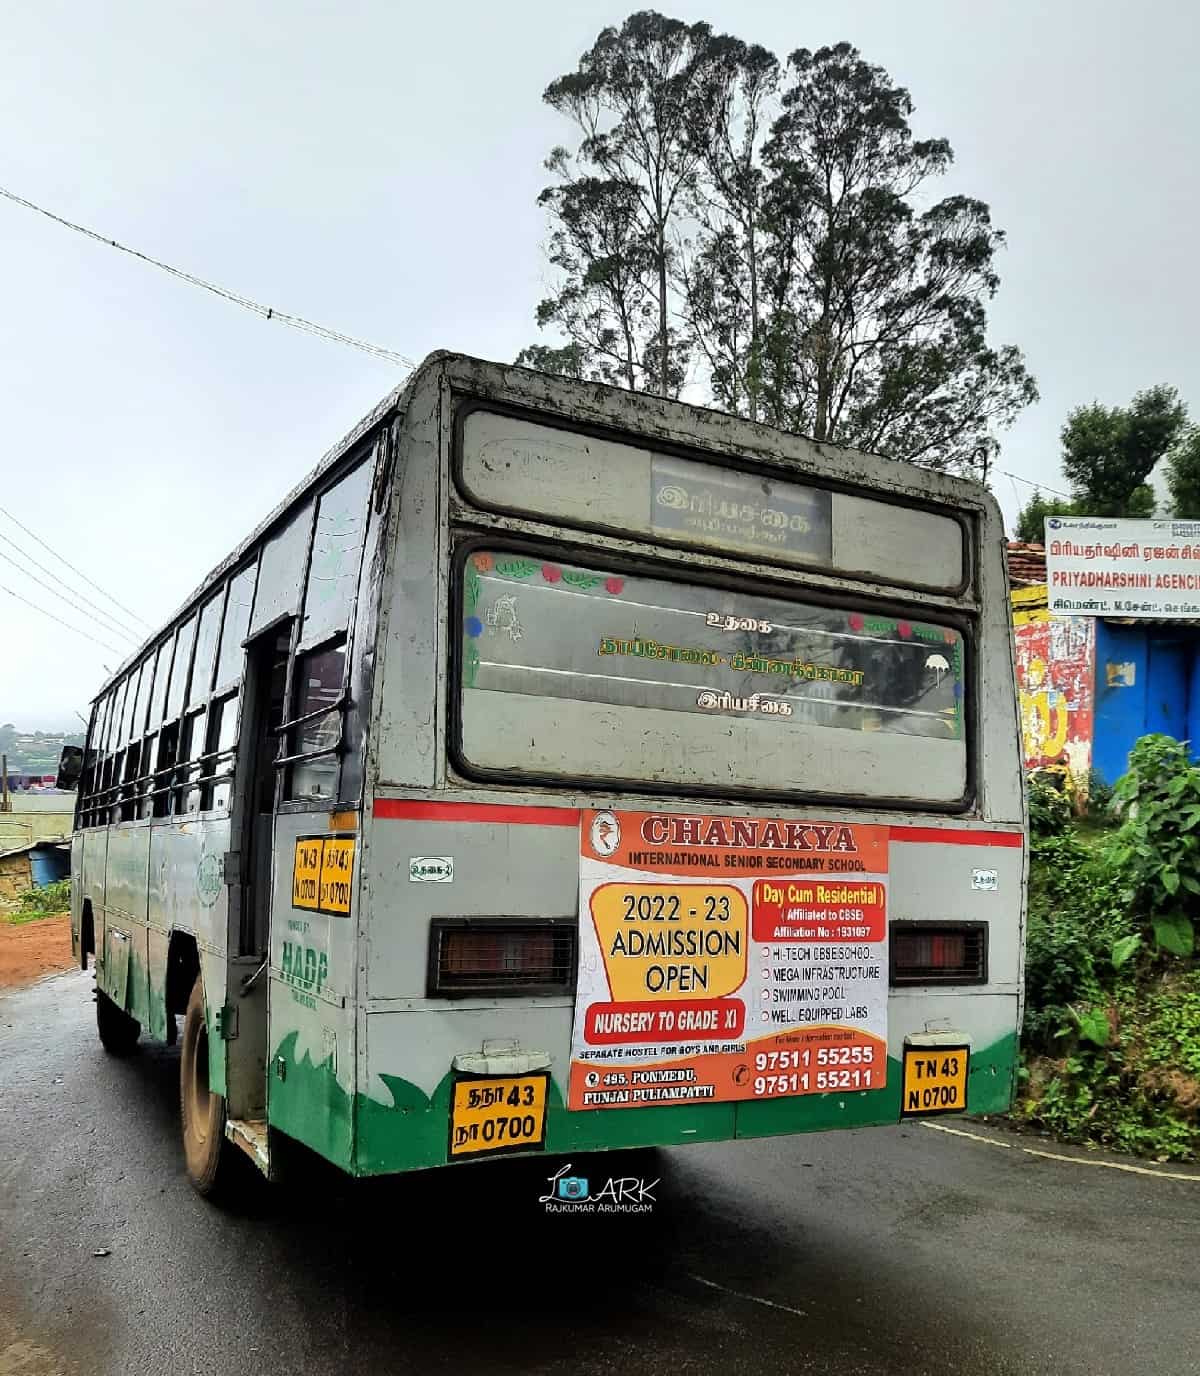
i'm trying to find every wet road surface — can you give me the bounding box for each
[2,969,1198,1376]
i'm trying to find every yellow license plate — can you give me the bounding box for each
[449,1074,549,1158]
[900,1044,969,1118]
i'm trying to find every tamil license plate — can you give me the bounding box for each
[900,1044,969,1118]
[449,1074,549,1158]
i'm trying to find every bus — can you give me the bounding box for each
[63,352,1026,1197]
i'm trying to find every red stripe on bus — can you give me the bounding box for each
[372,799,582,826]
[371,802,1021,844]
[890,826,1023,847]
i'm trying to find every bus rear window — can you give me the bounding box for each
[458,551,968,805]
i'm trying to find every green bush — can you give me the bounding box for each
[8,878,71,923]
[1108,734,1200,957]
[1085,768,1115,816]
[1020,974,1200,1161]
[1027,775,1072,837]
[1022,830,1134,1048]
[1019,734,1200,1160]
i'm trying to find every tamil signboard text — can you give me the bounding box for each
[1045,516,1200,618]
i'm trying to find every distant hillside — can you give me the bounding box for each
[0,724,84,775]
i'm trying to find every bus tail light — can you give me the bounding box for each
[428,919,576,997]
[889,922,987,986]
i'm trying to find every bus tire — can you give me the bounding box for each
[96,989,140,1056]
[180,973,239,1199]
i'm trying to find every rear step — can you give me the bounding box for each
[225,1118,270,1176]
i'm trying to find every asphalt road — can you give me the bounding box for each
[2,969,1198,1376]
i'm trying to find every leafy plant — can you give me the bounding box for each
[1027,775,1072,837]
[8,878,70,923]
[1111,934,1142,969]
[1071,1005,1112,1048]
[1084,768,1115,818]
[1020,739,1200,1160]
[1109,734,1200,956]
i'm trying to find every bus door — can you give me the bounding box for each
[223,627,290,1122]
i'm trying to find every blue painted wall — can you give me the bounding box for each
[29,846,68,887]
[1092,622,1200,784]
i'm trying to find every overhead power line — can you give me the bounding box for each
[0,184,416,370]
[0,581,126,656]
[0,503,151,629]
[0,545,137,646]
[998,469,1074,502]
[0,529,141,642]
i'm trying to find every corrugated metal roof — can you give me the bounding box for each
[0,838,69,861]
[1006,541,1047,587]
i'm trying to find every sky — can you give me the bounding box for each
[2,0,1198,730]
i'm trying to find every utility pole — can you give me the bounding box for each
[1,754,10,813]
[973,445,992,487]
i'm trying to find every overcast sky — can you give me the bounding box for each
[2,0,1198,730]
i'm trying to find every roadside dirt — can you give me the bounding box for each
[0,914,73,991]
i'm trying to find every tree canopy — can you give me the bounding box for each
[1014,489,1076,543]
[520,14,1037,475]
[1059,386,1187,518]
[1166,426,1200,518]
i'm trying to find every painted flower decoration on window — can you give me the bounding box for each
[472,553,494,572]
[897,621,912,639]
[541,564,562,583]
[605,576,624,595]
[848,612,865,633]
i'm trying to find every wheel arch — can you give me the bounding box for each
[79,897,95,969]
[166,931,200,1020]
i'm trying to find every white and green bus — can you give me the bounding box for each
[64,352,1025,1196]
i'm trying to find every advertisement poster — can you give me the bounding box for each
[568,810,889,1111]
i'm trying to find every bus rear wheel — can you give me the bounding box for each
[96,989,140,1056]
[180,973,239,1198]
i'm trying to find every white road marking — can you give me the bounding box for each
[687,1272,807,1318]
[922,1120,1200,1182]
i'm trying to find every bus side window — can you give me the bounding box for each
[102,678,128,821]
[132,642,162,819]
[138,732,158,819]
[205,691,239,812]
[79,694,105,827]
[154,724,179,818]
[285,639,346,801]
[177,708,208,814]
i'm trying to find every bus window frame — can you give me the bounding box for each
[450,398,975,602]
[271,442,376,815]
[447,533,979,815]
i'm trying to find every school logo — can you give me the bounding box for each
[590,811,620,858]
[196,847,223,907]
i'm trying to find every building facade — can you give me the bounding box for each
[1009,542,1200,789]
